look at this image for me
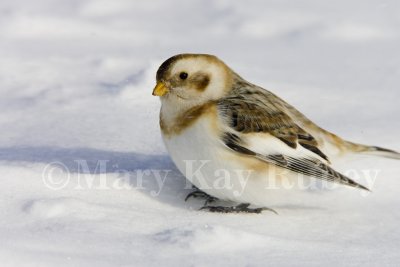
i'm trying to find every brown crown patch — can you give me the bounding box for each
[156,54,219,81]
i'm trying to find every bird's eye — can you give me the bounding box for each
[179,72,188,80]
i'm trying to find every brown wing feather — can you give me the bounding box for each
[218,84,329,162]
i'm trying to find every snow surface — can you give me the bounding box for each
[1,0,400,266]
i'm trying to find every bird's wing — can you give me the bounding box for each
[217,86,368,190]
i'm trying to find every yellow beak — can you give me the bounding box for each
[152,82,169,96]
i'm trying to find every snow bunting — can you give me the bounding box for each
[152,53,400,213]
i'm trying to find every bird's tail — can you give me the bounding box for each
[345,141,400,160]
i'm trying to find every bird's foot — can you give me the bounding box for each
[200,203,278,214]
[185,189,218,205]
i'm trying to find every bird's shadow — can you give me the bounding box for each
[0,146,330,213]
[0,146,194,209]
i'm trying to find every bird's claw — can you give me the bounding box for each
[185,189,218,205]
[186,188,277,214]
[200,203,278,214]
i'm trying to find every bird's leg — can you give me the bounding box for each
[185,188,218,205]
[201,203,278,214]
[186,187,277,214]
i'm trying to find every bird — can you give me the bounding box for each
[152,53,400,213]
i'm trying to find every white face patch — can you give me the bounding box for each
[159,55,232,127]
[170,57,228,101]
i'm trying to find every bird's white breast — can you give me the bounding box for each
[161,113,316,206]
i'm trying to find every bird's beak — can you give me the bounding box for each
[152,82,169,96]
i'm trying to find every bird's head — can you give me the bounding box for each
[152,54,233,108]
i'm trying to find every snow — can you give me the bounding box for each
[0,0,399,266]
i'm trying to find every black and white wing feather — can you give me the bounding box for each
[217,83,369,191]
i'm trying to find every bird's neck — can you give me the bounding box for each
[159,100,215,137]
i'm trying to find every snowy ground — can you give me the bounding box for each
[1,0,399,266]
